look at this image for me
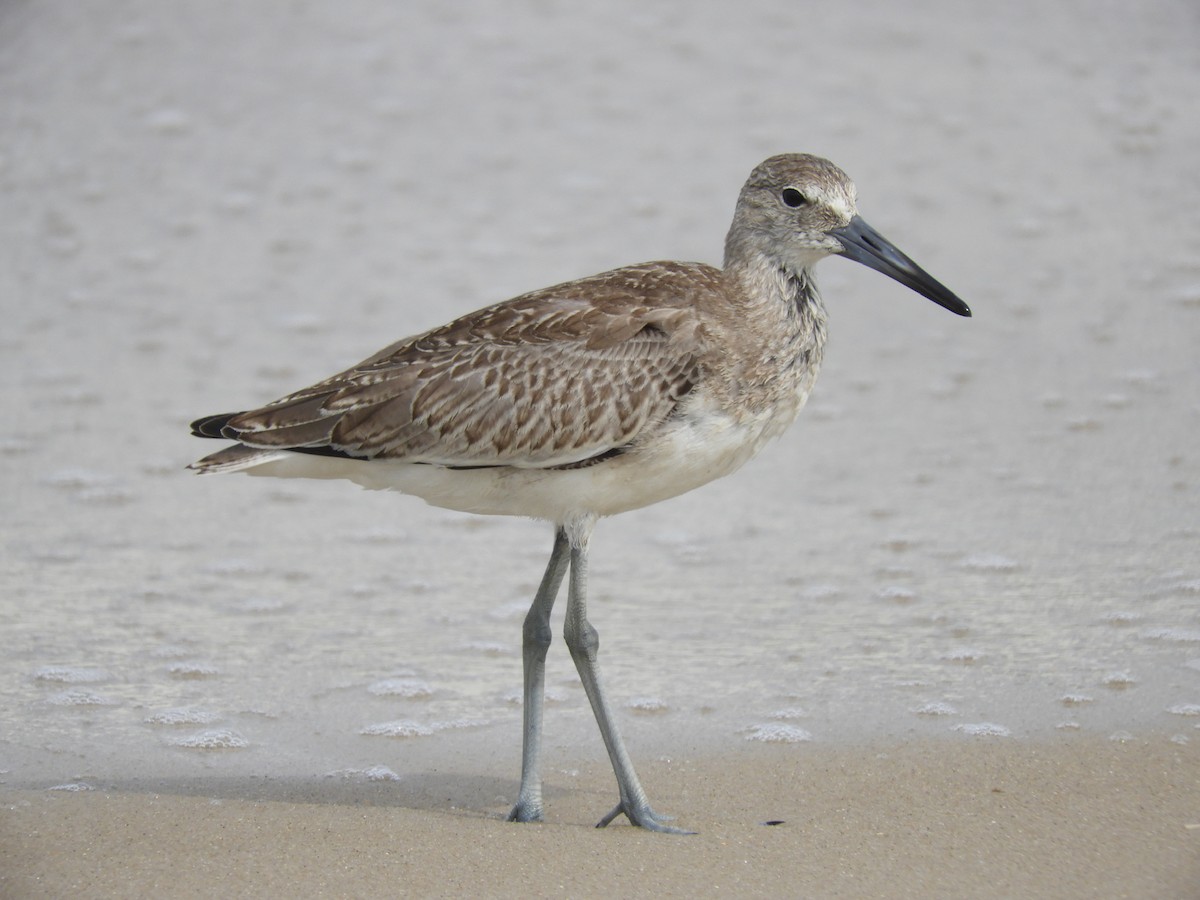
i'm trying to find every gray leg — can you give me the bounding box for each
[507,527,570,823]
[563,528,693,834]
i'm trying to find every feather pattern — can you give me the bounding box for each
[207,262,715,469]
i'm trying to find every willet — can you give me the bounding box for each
[190,153,970,833]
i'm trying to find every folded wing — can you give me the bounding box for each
[192,263,715,471]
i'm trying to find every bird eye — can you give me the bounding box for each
[781,188,807,208]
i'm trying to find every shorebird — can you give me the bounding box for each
[190,153,970,833]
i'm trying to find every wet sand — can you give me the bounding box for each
[3,733,1196,899]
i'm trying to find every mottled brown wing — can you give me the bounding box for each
[217,262,717,468]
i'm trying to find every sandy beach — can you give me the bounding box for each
[3,1,1199,897]
[4,734,1197,898]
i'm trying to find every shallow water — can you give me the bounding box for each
[2,2,1199,790]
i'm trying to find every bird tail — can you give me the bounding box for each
[188,443,289,474]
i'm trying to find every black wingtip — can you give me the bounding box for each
[190,412,239,439]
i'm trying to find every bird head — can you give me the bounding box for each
[727,153,970,317]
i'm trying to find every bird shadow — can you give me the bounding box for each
[32,771,587,821]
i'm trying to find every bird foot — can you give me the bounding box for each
[596,800,695,834]
[507,802,544,823]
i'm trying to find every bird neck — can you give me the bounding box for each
[723,251,826,326]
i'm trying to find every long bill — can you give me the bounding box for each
[831,215,971,317]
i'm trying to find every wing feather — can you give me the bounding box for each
[206,262,719,469]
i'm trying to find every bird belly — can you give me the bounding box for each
[236,397,799,524]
